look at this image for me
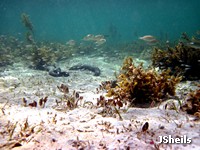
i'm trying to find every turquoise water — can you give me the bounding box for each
[0,0,200,43]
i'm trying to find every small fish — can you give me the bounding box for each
[95,38,106,46]
[25,44,32,48]
[139,35,158,45]
[83,34,106,46]
[139,35,156,42]
[94,34,105,41]
[66,40,76,46]
[83,34,95,41]
[191,37,200,43]
[180,64,191,68]
[186,42,200,49]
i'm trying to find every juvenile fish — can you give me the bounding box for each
[139,35,158,45]
[139,35,156,42]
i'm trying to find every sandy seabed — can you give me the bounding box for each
[0,56,200,150]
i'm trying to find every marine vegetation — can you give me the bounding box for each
[29,45,58,70]
[21,13,35,45]
[181,85,200,118]
[47,41,79,60]
[0,116,44,149]
[22,96,48,108]
[152,33,200,80]
[21,13,34,34]
[20,13,58,70]
[55,84,83,111]
[0,35,25,69]
[0,49,13,68]
[101,57,181,108]
[0,35,80,72]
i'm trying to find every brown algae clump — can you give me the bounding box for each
[105,57,181,108]
[181,85,200,118]
[152,33,200,80]
[21,13,34,34]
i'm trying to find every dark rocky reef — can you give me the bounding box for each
[69,64,101,76]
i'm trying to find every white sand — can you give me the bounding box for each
[0,56,199,150]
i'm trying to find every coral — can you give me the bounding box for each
[104,57,181,108]
[181,85,200,118]
[152,33,200,80]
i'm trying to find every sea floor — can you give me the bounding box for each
[0,55,200,150]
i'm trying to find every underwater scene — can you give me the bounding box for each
[0,0,200,149]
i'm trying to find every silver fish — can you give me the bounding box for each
[139,35,158,45]
[66,40,76,46]
[139,35,157,42]
[83,34,95,41]
[95,38,106,46]
[186,42,200,49]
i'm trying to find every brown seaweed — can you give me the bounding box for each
[152,33,200,80]
[21,13,34,34]
[102,57,181,108]
[181,85,200,118]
